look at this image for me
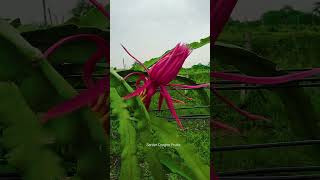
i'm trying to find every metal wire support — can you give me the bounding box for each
[212,140,320,152]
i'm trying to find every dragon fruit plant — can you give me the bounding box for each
[212,0,320,179]
[109,43,210,179]
[18,0,210,180]
[0,0,110,179]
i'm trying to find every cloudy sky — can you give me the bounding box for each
[232,0,318,21]
[110,0,210,68]
[0,0,106,24]
[0,0,78,24]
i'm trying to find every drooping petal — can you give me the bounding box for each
[212,119,240,134]
[42,77,108,122]
[212,88,270,122]
[212,68,320,85]
[168,83,209,89]
[160,85,184,129]
[172,98,186,104]
[167,86,193,101]
[43,34,108,89]
[42,34,108,122]
[44,34,107,58]
[211,163,219,180]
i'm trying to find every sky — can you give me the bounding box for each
[110,0,210,68]
[0,0,78,24]
[232,0,318,21]
[0,0,106,24]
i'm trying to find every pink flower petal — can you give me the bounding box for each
[143,83,158,110]
[212,68,320,85]
[123,81,151,100]
[44,34,106,58]
[212,120,240,134]
[212,0,238,43]
[42,77,108,122]
[167,86,193,101]
[168,83,209,89]
[211,163,219,180]
[160,85,184,129]
[213,89,270,122]
[121,44,150,74]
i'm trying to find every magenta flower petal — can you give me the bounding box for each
[43,34,108,89]
[143,84,157,110]
[44,34,106,58]
[122,43,206,128]
[160,85,184,129]
[41,0,110,124]
[42,78,108,123]
[168,86,193,101]
[212,0,238,43]
[43,35,108,122]
[211,164,219,180]
[152,44,191,84]
[212,120,240,134]
[212,68,320,85]
[213,89,270,122]
[121,45,150,74]
[123,81,151,100]
[169,83,209,89]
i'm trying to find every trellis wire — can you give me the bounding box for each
[218,174,320,180]
[212,69,320,178]
[218,166,320,176]
[212,140,320,152]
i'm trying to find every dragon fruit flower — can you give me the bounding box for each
[42,0,109,127]
[122,43,208,129]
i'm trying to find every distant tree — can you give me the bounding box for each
[261,5,314,25]
[191,63,209,70]
[313,2,320,16]
[71,0,92,17]
[281,5,294,13]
